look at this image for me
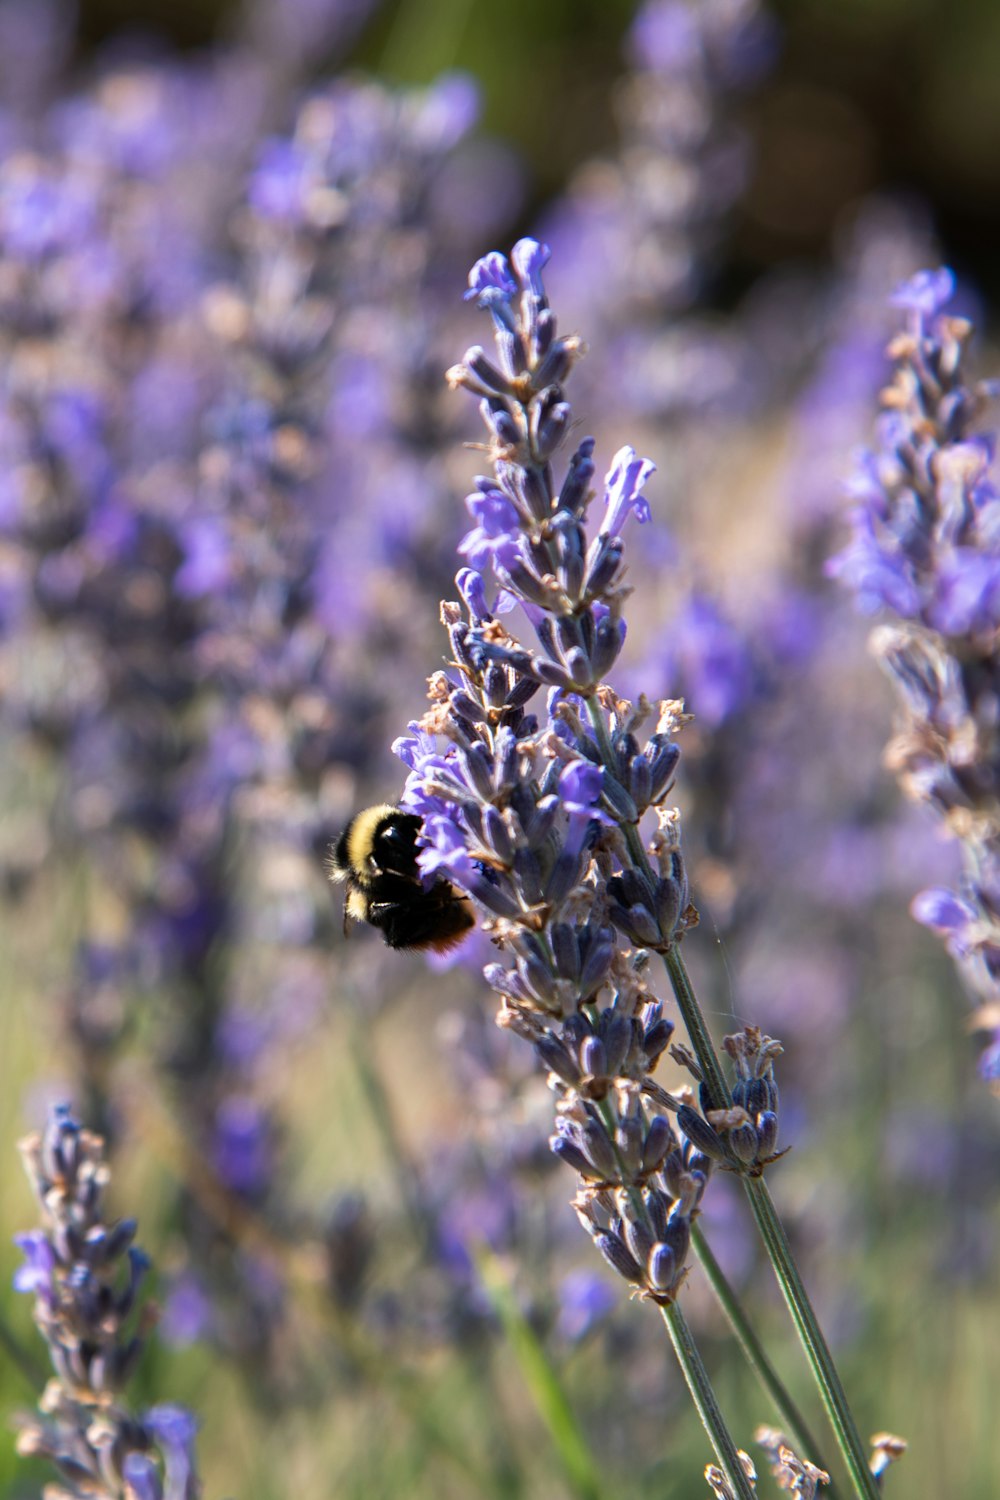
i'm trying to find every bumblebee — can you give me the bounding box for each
[328,804,474,954]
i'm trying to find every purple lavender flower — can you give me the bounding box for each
[554,1268,617,1343]
[393,237,722,1313]
[0,39,508,1376]
[13,1104,202,1499]
[545,0,775,420]
[830,267,1000,1076]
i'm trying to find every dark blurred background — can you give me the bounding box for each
[71,0,1000,310]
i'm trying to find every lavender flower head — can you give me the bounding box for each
[829,268,1000,1080]
[13,1104,201,1500]
[394,239,780,1307]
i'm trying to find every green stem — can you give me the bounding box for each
[662,946,733,1113]
[691,1223,834,1489]
[346,1009,525,1500]
[477,1250,604,1500]
[660,925,876,1496]
[742,1177,879,1500]
[660,1302,756,1500]
[347,1010,436,1256]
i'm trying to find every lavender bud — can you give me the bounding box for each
[545,846,587,905]
[483,805,515,863]
[537,1033,582,1086]
[526,795,561,848]
[756,1111,779,1161]
[599,1012,632,1077]
[646,1242,678,1295]
[512,846,545,904]
[662,1213,691,1268]
[533,339,574,389]
[550,922,581,980]
[642,1116,674,1174]
[608,871,662,947]
[595,1231,643,1285]
[601,775,639,825]
[451,691,490,727]
[551,1135,599,1179]
[531,388,571,461]
[482,397,521,448]
[590,614,626,681]
[579,937,614,999]
[648,741,682,803]
[585,535,624,597]
[729,1122,760,1165]
[558,439,596,517]
[580,1035,608,1080]
[630,756,652,810]
[581,1119,620,1180]
[623,1215,655,1267]
[620,1110,647,1171]
[677,1104,731,1164]
[520,952,559,1006]
[462,345,515,397]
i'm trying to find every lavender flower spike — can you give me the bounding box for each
[13,1104,202,1500]
[829,268,1000,1082]
[398,239,756,1497]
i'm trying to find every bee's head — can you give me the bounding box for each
[327,805,422,886]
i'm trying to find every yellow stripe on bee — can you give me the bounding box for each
[346,888,370,923]
[345,803,398,879]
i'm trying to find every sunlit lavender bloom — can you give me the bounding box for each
[783,197,939,531]
[13,1104,201,1499]
[393,236,742,1310]
[0,40,509,1374]
[830,267,1000,1076]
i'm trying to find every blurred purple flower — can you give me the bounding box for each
[555,1269,616,1343]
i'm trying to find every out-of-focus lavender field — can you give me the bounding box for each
[1,2,999,1497]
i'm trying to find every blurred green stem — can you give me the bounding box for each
[347,1005,526,1500]
[378,0,474,79]
[477,1251,605,1500]
[0,1310,47,1393]
[347,1008,436,1255]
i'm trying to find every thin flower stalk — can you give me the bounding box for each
[393,235,763,1495]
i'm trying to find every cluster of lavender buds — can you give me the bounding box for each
[830,267,1000,1082]
[13,1104,200,1500]
[753,1428,829,1498]
[395,238,790,1324]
